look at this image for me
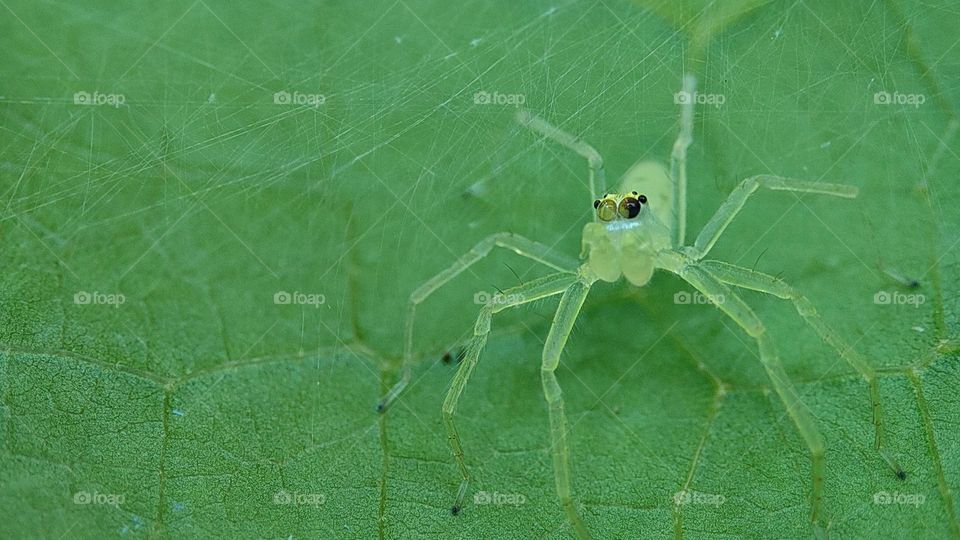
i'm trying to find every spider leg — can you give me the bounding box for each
[377,233,577,412]
[667,256,827,530]
[516,110,606,206]
[671,73,695,247]
[699,259,904,478]
[689,175,858,260]
[541,278,594,539]
[441,272,579,515]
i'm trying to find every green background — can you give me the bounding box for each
[1,0,958,538]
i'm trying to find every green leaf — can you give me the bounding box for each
[2,0,958,538]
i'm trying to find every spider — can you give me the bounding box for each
[378,74,903,537]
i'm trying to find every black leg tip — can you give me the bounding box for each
[376,402,386,414]
[451,505,460,515]
[896,469,907,481]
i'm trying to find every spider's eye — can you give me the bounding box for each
[596,199,617,221]
[618,197,642,219]
[638,194,647,204]
[593,199,601,209]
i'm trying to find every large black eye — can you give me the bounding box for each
[618,197,642,219]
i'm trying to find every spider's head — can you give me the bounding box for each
[593,191,648,222]
[583,190,669,287]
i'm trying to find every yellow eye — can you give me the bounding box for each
[618,196,642,219]
[594,198,617,221]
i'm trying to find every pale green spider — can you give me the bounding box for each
[378,74,903,537]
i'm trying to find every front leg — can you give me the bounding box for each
[668,259,828,533]
[377,232,577,412]
[540,277,594,539]
[699,259,904,479]
[441,272,578,514]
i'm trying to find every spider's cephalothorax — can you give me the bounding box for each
[583,191,671,286]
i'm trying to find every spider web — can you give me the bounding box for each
[1,0,959,537]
